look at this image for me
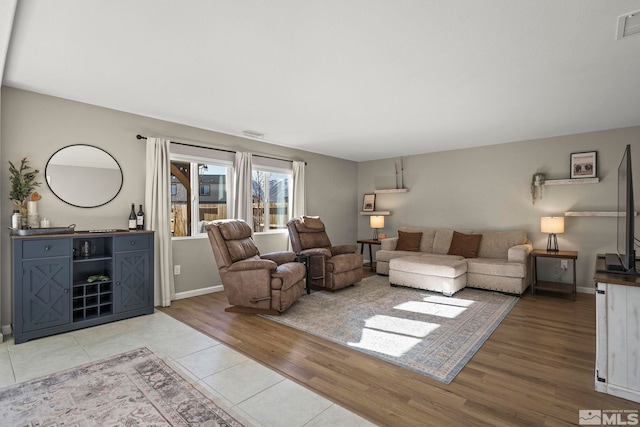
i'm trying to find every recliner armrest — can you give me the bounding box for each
[227,258,277,271]
[330,244,357,256]
[300,248,332,258]
[261,251,297,265]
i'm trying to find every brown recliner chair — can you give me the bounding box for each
[205,219,306,315]
[287,216,363,291]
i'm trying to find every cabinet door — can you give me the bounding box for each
[21,258,71,332]
[114,250,151,313]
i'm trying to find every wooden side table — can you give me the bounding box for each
[531,249,578,300]
[357,239,381,272]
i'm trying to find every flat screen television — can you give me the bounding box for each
[604,144,638,274]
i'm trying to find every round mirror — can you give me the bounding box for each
[45,145,123,208]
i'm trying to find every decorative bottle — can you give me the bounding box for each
[128,204,137,230]
[11,210,22,229]
[136,204,145,230]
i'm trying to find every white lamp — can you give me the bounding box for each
[370,216,384,241]
[541,216,564,252]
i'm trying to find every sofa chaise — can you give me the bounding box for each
[376,226,533,296]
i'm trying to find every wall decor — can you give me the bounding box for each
[46,144,123,208]
[570,151,597,179]
[362,194,376,211]
[531,173,546,205]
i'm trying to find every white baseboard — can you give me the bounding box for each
[577,285,595,294]
[1,324,12,339]
[174,285,224,300]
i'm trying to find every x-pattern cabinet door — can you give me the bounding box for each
[21,258,71,332]
[114,251,150,313]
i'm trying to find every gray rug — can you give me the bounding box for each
[0,347,249,426]
[265,275,518,383]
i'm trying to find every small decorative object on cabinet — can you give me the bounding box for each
[11,230,154,344]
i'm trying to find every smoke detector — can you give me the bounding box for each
[617,11,640,39]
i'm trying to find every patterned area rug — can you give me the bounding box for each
[265,275,518,383]
[0,347,248,426]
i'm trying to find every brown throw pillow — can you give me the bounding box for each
[448,231,482,258]
[396,231,422,251]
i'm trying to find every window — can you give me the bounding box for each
[170,157,230,237]
[252,167,291,233]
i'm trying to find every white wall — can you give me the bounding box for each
[1,87,359,328]
[358,128,640,292]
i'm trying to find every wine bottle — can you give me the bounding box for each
[137,204,145,230]
[128,204,137,230]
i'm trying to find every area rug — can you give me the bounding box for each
[0,347,249,426]
[264,275,518,384]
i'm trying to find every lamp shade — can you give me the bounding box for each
[370,216,384,229]
[541,217,564,234]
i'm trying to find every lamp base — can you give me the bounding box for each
[372,229,379,241]
[546,233,559,252]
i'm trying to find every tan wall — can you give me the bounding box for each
[358,127,640,291]
[1,87,359,328]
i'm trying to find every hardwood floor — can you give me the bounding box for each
[160,277,638,426]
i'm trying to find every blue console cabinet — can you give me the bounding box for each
[12,231,154,344]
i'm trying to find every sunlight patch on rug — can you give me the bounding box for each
[262,275,518,383]
[364,314,439,338]
[394,300,468,318]
[349,328,422,357]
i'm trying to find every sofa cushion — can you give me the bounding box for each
[447,231,482,258]
[474,231,527,259]
[396,230,422,251]
[398,227,436,252]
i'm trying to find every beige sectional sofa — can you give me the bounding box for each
[376,226,533,295]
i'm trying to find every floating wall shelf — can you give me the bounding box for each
[360,211,391,216]
[565,211,638,217]
[536,177,599,186]
[374,188,409,194]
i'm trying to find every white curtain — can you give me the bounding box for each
[145,137,176,307]
[292,160,306,218]
[230,152,253,221]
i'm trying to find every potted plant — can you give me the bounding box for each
[531,173,545,204]
[9,158,41,222]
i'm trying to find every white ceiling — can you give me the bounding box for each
[3,1,640,162]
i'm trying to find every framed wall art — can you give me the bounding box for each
[570,151,597,179]
[362,194,376,212]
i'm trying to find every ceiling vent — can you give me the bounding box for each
[617,11,640,39]
[242,130,264,139]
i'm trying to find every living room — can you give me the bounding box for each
[2,2,640,425]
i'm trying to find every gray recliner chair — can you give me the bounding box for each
[206,219,306,315]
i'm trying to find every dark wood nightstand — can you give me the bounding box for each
[531,249,578,300]
[357,239,382,272]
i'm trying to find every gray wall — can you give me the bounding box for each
[3,86,639,332]
[1,87,359,328]
[358,128,640,291]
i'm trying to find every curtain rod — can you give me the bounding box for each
[136,134,305,164]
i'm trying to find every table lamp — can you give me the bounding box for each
[541,216,564,252]
[370,216,384,241]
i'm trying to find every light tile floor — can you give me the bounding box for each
[0,310,375,427]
